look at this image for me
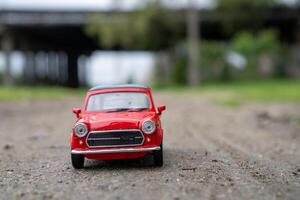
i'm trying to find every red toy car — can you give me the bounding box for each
[70,84,166,169]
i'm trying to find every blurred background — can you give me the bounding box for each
[2,2,300,198]
[0,0,300,95]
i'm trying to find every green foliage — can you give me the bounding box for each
[0,86,85,101]
[171,56,187,85]
[231,32,257,55]
[0,71,3,84]
[86,15,133,49]
[274,44,292,78]
[171,41,228,84]
[230,29,281,78]
[232,30,279,55]
[157,79,300,104]
[85,2,184,50]
[171,30,283,85]
[217,0,276,9]
[215,0,277,35]
[230,29,291,79]
[209,79,300,104]
[200,41,226,66]
[199,41,228,80]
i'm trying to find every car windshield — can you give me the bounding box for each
[86,92,150,112]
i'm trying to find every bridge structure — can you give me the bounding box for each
[0,6,300,87]
[0,9,105,87]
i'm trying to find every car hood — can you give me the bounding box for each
[82,111,156,131]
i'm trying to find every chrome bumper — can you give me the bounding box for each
[71,146,161,154]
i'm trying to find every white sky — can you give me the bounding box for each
[88,51,155,86]
[0,0,295,11]
[0,0,214,11]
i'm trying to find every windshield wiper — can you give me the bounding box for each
[106,108,131,113]
[128,108,148,112]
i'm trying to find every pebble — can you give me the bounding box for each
[3,144,13,150]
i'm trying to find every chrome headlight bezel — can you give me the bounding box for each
[141,120,156,134]
[74,123,88,137]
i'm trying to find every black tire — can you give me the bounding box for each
[153,144,163,167]
[71,153,84,169]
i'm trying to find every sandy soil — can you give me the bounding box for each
[1,92,300,200]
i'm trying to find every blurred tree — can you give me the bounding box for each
[231,29,280,78]
[172,55,187,85]
[215,0,277,35]
[86,1,186,84]
[232,29,279,55]
[172,41,227,84]
[199,41,228,81]
[217,0,275,9]
[187,0,201,85]
[86,1,183,51]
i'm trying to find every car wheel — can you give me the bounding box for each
[71,153,84,169]
[153,144,163,167]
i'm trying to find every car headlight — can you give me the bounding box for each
[74,123,88,137]
[142,120,156,134]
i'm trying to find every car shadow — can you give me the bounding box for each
[81,147,203,171]
[83,153,156,170]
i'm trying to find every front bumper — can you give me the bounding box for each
[71,146,161,154]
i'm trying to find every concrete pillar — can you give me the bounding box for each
[54,53,60,84]
[67,52,79,88]
[23,51,35,84]
[155,51,172,84]
[78,55,88,86]
[1,31,14,85]
[48,52,58,82]
[187,0,201,85]
[58,52,68,85]
[44,53,50,82]
[35,51,46,79]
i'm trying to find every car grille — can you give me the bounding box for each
[86,130,144,147]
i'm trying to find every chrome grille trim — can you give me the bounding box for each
[72,146,161,154]
[86,129,145,148]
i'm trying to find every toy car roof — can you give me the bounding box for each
[89,84,150,91]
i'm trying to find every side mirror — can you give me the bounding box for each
[72,107,81,118]
[157,105,166,115]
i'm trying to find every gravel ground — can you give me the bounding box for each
[1,92,300,200]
